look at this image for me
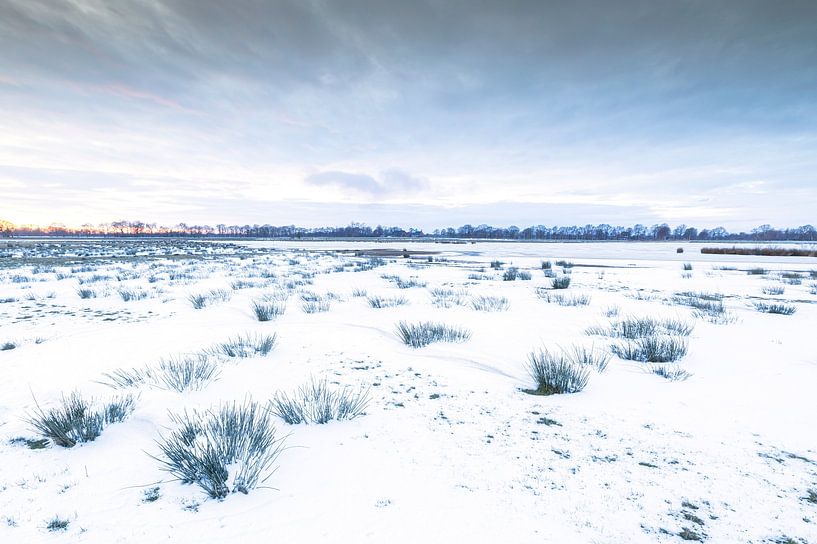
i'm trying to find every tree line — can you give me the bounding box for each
[1,219,815,242]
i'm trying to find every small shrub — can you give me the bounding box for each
[604,306,620,318]
[270,378,370,424]
[470,295,510,311]
[555,260,574,268]
[490,260,504,269]
[142,487,161,503]
[367,295,409,308]
[747,267,767,275]
[551,276,571,289]
[541,260,552,270]
[754,302,796,315]
[153,401,286,499]
[1,341,17,351]
[683,263,693,271]
[27,392,136,447]
[252,300,286,321]
[525,349,590,395]
[395,321,471,348]
[46,516,69,531]
[517,270,532,280]
[211,333,277,358]
[610,336,688,362]
[502,267,518,281]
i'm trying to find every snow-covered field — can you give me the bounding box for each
[1,239,815,543]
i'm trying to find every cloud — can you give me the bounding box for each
[305,169,429,197]
[1,1,816,228]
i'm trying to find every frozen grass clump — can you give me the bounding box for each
[231,279,262,290]
[551,276,571,289]
[300,297,331,313]
[502,267,519,281]
[555,260,574,268]
[536,290,591,306]
[351,288,368,297]
[396,321,471,348]
[470,295,510,311]
[153,355,222,392]
[259,289,289,302]
[747,267,768,275]
[76,287,96,299]
[490,260,504,269]
[525,348,590,395]
[189,289,231,309]
[46,517,70,531]
[649,364,692,381]
[252,300,286,321]
[754,302,796,315]
[683,263,693,271]
[761,285,785,295]
[100,367,151,389]
[587,316,694,339]
[118,288,149,302]
[541,260,552,270]
[394,277,428,289]
[567,345,611,372]
[429,287,468,308]
[610,336,688,363]
[27,392,136,447]
[211,333,277,358]
[154,401,286,499]
[1,340,17,351]
[270,378,370,424]
[367,295,409,308]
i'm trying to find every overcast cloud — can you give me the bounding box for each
[1,0,815,229]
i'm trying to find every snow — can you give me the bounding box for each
[0,239,815,543]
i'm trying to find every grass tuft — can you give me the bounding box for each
[610,336,688,362]
[649,364,692,381]
[470,295,510,311]
[270,378,370,424]
[551,276,571,289]
[754,302,796,315]
[211,333,277,358]
[252,300,286,321]
[395,321,471,348]
[153,401,286,499]
[27,392,135,447]
[367,295,409,308]
[525,348,590,395]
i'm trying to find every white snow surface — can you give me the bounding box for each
[0,240,815,543]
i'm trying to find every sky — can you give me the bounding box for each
[1,0,816,230]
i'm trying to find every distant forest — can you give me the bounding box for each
[1,219,816,242]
